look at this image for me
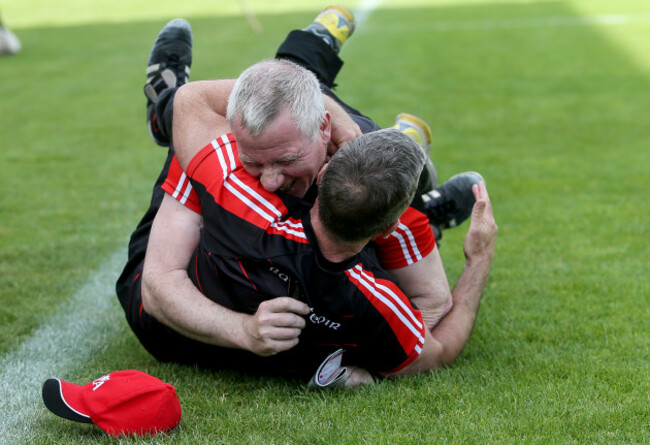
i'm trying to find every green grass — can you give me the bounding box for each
[1,0,649,443]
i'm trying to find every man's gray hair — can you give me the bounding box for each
[226,59,326,140]
[318,128,427,243]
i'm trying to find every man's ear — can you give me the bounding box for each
[316,162,329,186]
[321,111,332,143]
[379,219,401,239]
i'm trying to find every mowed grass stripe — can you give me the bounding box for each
[0,249,125,445]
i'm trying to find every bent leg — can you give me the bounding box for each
[276,29,380,134]
[276,30,343,88]
[118,18,192,300]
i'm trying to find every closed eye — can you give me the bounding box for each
[277,152,301,166]
[241,160,261,169]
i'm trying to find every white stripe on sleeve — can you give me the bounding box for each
[348,265,424,344]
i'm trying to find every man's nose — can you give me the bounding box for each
[260,166,284,192]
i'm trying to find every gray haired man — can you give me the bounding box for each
[117,9,497,380]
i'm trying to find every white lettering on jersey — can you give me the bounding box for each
[308,308,341,331]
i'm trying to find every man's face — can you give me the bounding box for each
[234,109,331,198]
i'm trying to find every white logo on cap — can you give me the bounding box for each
[92,374,111,391]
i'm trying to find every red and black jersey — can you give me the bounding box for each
[162,134,433,374]
[162,153,435,270]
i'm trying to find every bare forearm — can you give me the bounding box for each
[172,80,235,169]
[430,257,492,364]
[389,257,492,377]
[142,268,250,349]
[431,182,498,363]
[141,194,254,351]
[388,182,497,376]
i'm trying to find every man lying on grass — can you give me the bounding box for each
[116,10,497,386]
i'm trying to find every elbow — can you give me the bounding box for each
[172,83,199,121]
[174,83,192,106]
[424,338,462,371]
[438,342,465,367]
[140,266,160,318]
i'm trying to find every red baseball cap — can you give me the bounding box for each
[42,370,181,437]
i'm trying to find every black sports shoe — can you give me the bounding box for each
[144,18,193,146]
[422,171,484,236]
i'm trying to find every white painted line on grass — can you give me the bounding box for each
[0,248,126,445]
[354,0,383,29]
[364,12,650,33]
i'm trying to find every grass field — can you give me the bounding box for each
[1,0,649,443]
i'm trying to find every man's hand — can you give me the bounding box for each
[344,366,376,387]
[463,181,497,265]
[242,297,311,356]
[328,118,362,156]
[322,95,362,156]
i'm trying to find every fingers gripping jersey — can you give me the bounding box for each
[163,134,428,374]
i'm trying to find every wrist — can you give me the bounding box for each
[464,250,494,268]
[458,256,492,290]
[236,312,257,352]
